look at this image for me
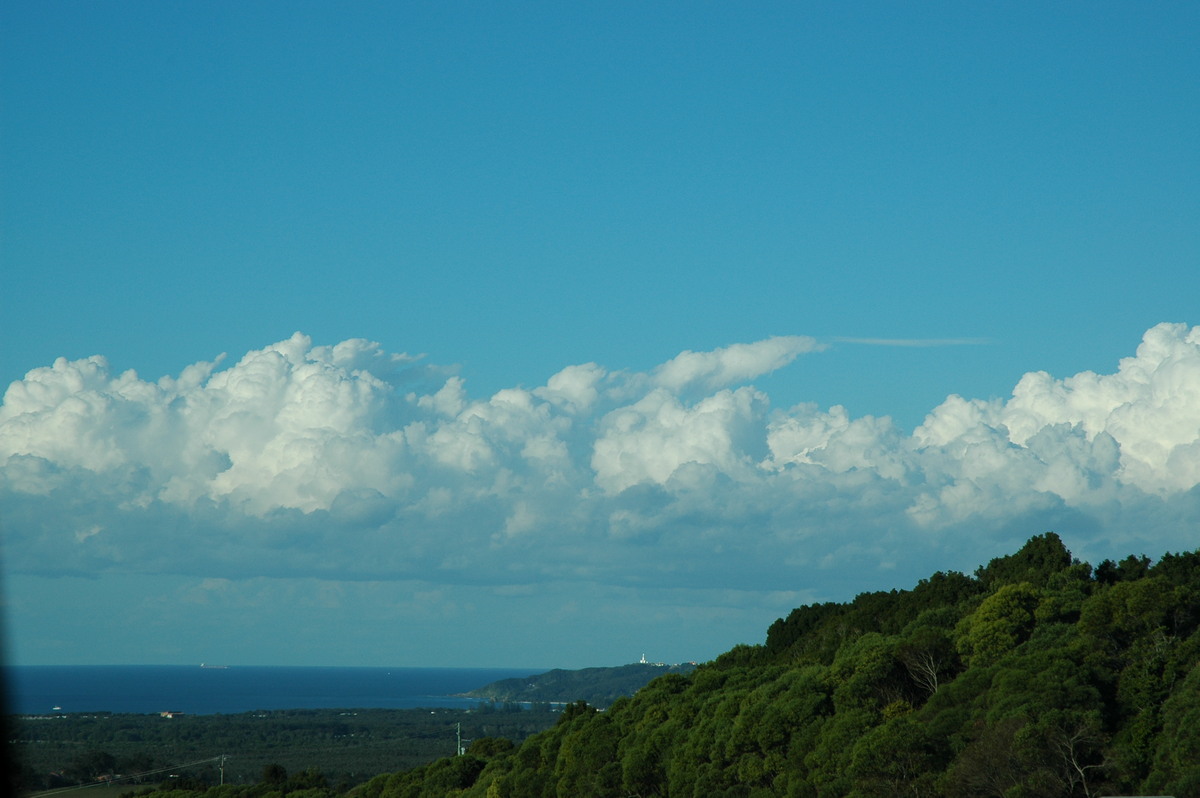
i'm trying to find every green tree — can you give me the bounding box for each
[262,763,288,786]
[553,710,622,797]
[830,633,911,712]
[468,737,516,758]
[847,714,942,797]
[1143,659,1200,796]
[940,715,1027,798]
[957,582,1040,666]
[975,532,1073,589]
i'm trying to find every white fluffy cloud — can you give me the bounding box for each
[3,324,1199,591]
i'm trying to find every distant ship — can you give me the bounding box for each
[200,663,229,669]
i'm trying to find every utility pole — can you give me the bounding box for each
[456,722,462,756]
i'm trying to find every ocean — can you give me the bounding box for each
[2,665,541,716]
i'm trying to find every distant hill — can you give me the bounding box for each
[464,662,698,708]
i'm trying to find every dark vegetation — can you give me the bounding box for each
[465,662,698,709]
[10,705,558,794]
[12,533,1200,797]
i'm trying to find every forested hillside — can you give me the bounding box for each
[356,533,1200,798]
[62,533,1200,798]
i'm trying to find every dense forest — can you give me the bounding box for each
[17,533,1200,797]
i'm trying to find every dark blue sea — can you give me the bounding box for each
[2,665,541,716]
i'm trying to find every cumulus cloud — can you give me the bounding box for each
[592,387,769,493]
[2,324,1199,595]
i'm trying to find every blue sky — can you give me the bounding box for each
[2,2,1198,669]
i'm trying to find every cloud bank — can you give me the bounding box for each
[3,325,1199,597]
